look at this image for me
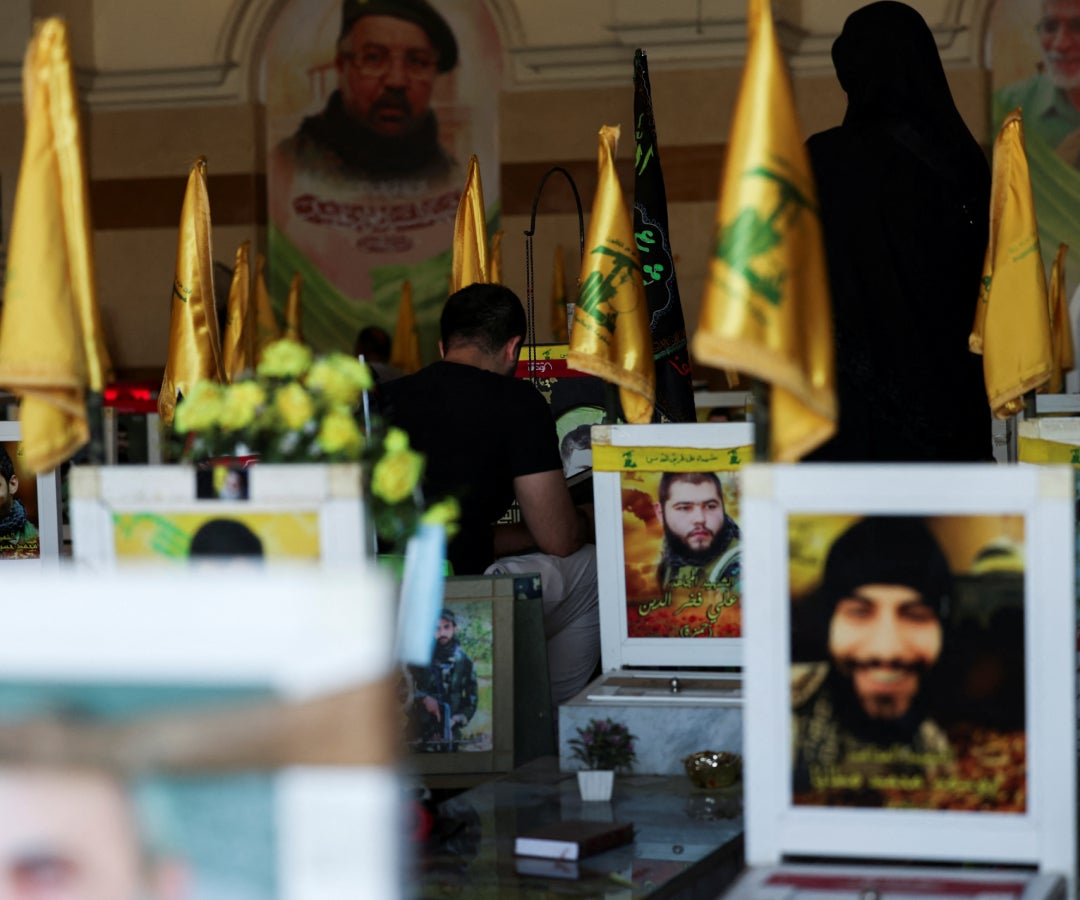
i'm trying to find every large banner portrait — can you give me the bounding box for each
[789,513,1026,811]
[264,0,502,358]
[990,0,1080,387]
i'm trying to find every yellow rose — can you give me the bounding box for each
[383,426,410,454]
[372,448,424,504]
[306,354,372,407]
[421,497,460,539]
[218,381,265,432]
[257,339,313,380]
[316,409,364,457]
[274,382,315,431]
[173,381,223,433]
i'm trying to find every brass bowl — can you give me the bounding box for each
[682,750,742,789]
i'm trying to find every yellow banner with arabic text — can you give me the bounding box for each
[592,443,752,472]
[1017,436,1080,466]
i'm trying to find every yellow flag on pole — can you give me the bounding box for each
[390,279,422,374]
[551,244,569,342]
[0,18,114,473]
[159,157,223,425]
[969,109,1052,418]
[568,125,655,424]
[489,230,504,285]
[221,241,254,381]
[1045,242,1073,394]
[450,155,489,292]
[691,0,835,461]
[253,252,280,362]
[284,273,304,344]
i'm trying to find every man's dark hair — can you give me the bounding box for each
[0,446,13,482]
[439,607,456,626]
[440,283,527,356]
[355,325,392,362]
[189,519,264,558]
[657,471,723,507]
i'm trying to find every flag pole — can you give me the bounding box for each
[750,379,771,461]
[86,390,106,464]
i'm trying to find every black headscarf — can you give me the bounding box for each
[832,1,989,204]
[806,2,992,462]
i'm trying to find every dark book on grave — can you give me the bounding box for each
[514,819,635,861]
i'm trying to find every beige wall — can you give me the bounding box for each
[0,0,995,377]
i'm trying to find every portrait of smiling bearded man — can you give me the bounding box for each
[790,516,955,803]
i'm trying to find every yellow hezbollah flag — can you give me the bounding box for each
[568,125,655,424]
[390,279,422,374]
[1046,242,1073,394]
[253,252,280,362]
[551,244,569,342]
[284,272,304,344]
[969,110,1052,418]
[159,157,223,425]
[221,241,254,381]
[0,19,114,473]
[691,0,835,462]
[451,155,489,292]
[490,230,504,285]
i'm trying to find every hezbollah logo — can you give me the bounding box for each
[718,164,816,307]
[575,237,642,337]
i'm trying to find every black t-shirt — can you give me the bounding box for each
[381,361,563,574]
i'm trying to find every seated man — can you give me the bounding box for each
[381,283,598,705]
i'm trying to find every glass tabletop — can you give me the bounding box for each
[414,757,744,898]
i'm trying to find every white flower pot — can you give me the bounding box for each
[577,769,615,801]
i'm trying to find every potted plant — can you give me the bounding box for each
[568,717,638,801]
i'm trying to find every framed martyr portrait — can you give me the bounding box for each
[0,420,63,565]
[401,575,514,776]
[0,565,403,900]
[592,422,754,670]
[69,463,367,567]
[740,463,1075,885]
[514,343,608,480]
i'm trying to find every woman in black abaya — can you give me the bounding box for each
[806,1,992,461]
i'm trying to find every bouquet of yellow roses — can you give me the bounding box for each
[171,339,458,547]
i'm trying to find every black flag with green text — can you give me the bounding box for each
[633,48,697,423]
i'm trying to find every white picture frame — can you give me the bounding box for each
[693,389,753,422]
[741,463,1076,893]
[0,565,402,900]
[0,419,63,566]
[69,463,369,567]
[592,422,754,670]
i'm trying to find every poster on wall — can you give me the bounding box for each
[989,0,1080,389]
[263,0,502,360]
